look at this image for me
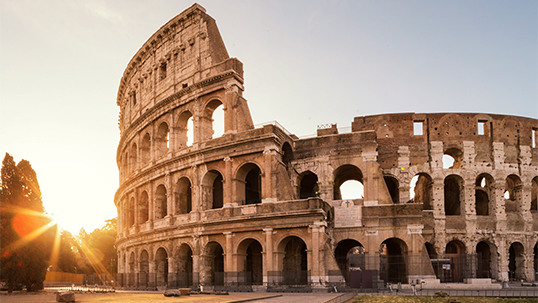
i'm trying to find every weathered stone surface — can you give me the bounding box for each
[114,4,538,290]
[56,291,75,302]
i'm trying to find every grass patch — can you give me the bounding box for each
[349,295,537,303]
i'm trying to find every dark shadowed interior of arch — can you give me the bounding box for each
[155,185,167,219]
[509,242,525,281]
[128,198,135,226]
[205,242,224,285]
[176,177,192,214]
[384,176,399,203]
[532,177,538,211]
[283,236,307,285]
[299,172,318,199]
[176,244,193,287]
[444,176,461,215]
[334,239,364,285]
[476,241,492,278]
[138,191,149,223]
[282,142,293,165]
[380,238,407,284]
[425,242,436,259]
[534,243,538,281]
[410,174,433,209]
[245,166,261,204]
[246,241,263,285]
[141,133,151,163]
[155,248,168,286]
[212,174,223,209]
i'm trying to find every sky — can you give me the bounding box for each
[1,0,536,234]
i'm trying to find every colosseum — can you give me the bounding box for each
[115,4,538,291]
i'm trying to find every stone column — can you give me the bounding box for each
[309,222,325,285]
[224,232,233,284]
[263,228,274,284]
[262,147,277,203]
[497,237,509,282]
[224,156,234,207]
[493,180,507,232]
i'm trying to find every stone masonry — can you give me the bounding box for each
[115,4,538,290]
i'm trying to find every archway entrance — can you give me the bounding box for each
[203,242,224,285]
[237,239,263,285]
[155,248,168,287]
[176,244,193,288]
[139,250,149,287]
[334,240,365,286]
[380,238,408,284]
[445,240,465,282]
[476,241,497,279]
[509,242,525,281]
[280,236,308,285]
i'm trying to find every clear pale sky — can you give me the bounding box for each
[1,0,536,234]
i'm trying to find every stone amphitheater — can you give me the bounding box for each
[114,3,538,290]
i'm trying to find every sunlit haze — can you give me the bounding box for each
[1,0,536,234]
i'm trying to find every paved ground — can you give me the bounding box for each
[0,290,344,303]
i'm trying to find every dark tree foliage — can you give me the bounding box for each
[54,230,78,273]
[0,153,54,292]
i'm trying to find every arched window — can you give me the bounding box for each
[175,177,192,214]
[236,163,262,205]
[282,142,294,166]
[410,174,433,209]
[333,165,363,200]
[202,242,224,286]
[212,104,224,138]
[202,170,224,210]
[299,171,318,199]
[156,122,169,158]
[475,174,493,216]
[334,239,364,285]
[177,111,193,148]
[155,248,168,286]
[129,143,137,172]
[129,197,135,226]
[138,191,149,223]
[141,133,151,164]
[443,148,463,169]
[380,238,408,284]
[532,177,538,211]
[201,99,224,142]
[155,184,167,219]
[505,175,522,213]
[444,175,463,215]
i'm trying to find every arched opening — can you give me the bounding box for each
[333,165,363,200]
[443,148,463,169]
[155,248,168,287]
[141,133,151,164]
[212,104,224,139]
[282,142,293,166]
[122,153,128,177]
[176,244,193,288]
[334,239,364,286]
[129,197,135,226]
[138,191,149,223]
[175,177,192,214]
[245,166,261,205]
[299,171,318,199]
[476,241,497,279]
[201,99,224,142]
[425,242,436,259]
[410,174,433,209]
[130,143,137,172]
[236,163,262,205]
[202,170,224,210]
[445,240,466,282]
[237,239,263,285]
[444,175,463,215]
[128,252,135,286]
[531,177,538,211]
[203,242,224,286]
[156,122,169,158]
[508,242,525,281]
[176,111,193,148]
[505,175,522,213]
[155,184,167,219]
[380,238,408,284]
[281,236,308,285]
[384,176,399,203]
[475,174,493,216]
[534,242,538,282]
[139,250,149,287]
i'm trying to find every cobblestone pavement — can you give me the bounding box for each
[0,290,343,303]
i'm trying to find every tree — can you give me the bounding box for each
[0,153,54,292]
[76,218,117,275]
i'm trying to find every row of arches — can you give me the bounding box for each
[121,163,262,228]
[426,240,538,282]
[120,101,225,177]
